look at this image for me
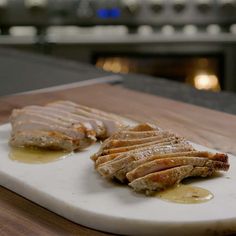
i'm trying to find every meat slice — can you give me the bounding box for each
[95,141,194,167]
[93,136,181,161]
[11,108,95,132]
[10,130,83,151]
[11,109,74,128]
[10,120,95,149]
[128,165,215,194]
[100,137,183,156]
[10,110,96,139]
[97,143,194,178]
[53,100,124,123]
[12,119,85,139]
[92,123,230,195]
[92,133,183,163]
[129,165,194,193]
[94,130,176,159]
[20,105,106,138]
[9,107,96,151]
[10,99,132,152]
[115,151,228,182]
[47,102,123,138]
[101,135,172,150]
[10,101,128,151]
[126,156,229,182]
[110,130,171,140]
[91,124,176,162]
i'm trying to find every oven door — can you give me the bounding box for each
[94,53,223,92]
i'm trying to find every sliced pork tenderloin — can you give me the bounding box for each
[100,137,184,156]
[20,105,106,138]
[97,143,194,179]
[100,135,176,150]
[10,110,96,140]
[126,156,229,182]
[51,100,125,123]
[10,130,82,151]
[128,165,219,194]
[47,102,123,138]
[115,151,228,182]
[95,141,194,167]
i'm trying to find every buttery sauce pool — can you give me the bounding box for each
[9,147,72,164]
[156,184,214,204]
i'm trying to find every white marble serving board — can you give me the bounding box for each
[0,123,236,236]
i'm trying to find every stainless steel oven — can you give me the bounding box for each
[94,53,224,91]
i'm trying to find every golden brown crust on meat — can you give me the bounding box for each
[129,165,194,193]
[92,123,230,194]
[126,156,229,182]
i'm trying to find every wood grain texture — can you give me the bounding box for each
[0,187,111,236]
[0,83,235,236]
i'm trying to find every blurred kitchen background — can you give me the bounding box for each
[0,0,236,92]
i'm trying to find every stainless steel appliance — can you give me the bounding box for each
[0,0,236,92]
[0,0,236,29]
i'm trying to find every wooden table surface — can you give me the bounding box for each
[0,83,235,236]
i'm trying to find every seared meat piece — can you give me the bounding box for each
[101,136,172,150]
[100,137,183,156]
[54,100,124,123]
[110,130,169,140]
[95,141,193,167]
[91,131,178,161]
[115,151,228,182]
[92,123,230,194]
[12,120,87,140]
[48,101,124,138]
[126,156,229,182]
[10,130,88,151]
[129,165,194,193]
[10,109,95,138]
[10,100,126,151]
[93,136,182,162]
[97,143,194,178]
[129,165,226,194]
[10,118,95,151]
[21,105,106,138]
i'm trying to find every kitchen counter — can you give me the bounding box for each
[123,73,236,115]
[0,83,236,236]
[0,48,236,235]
